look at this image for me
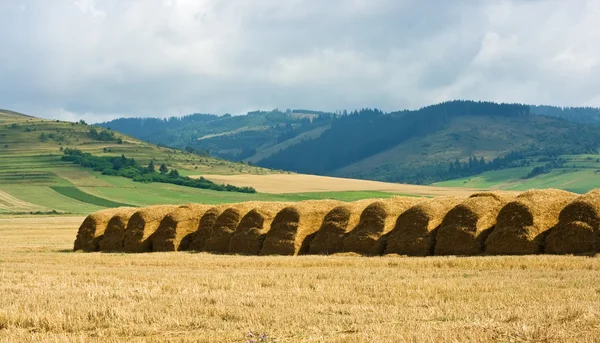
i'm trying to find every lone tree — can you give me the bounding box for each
[147,160,155,173]
[159,163,168,174]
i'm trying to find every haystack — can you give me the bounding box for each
[546,189,600,254]
[74,207,136,252]
[122,205,178,253]
[188,205,225,251]
[204,202,264,254]
[308,199,374,255]
[385,197,461,256]
[229,202,290,255]
[151,204,211,252]
[434,193,513,256]
[485,189,577,255]
[343,197,424,256]
[260,200,342,256]
[98,208,139,252]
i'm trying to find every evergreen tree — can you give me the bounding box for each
[159,163,168,174]
[147,160,155,173]
[168,169,180,178]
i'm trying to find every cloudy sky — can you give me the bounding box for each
[1,0,599,122]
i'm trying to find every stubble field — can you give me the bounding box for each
[1,217,600,342]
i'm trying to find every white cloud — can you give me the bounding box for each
[1,0,600,122]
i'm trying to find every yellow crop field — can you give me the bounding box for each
[2,216,600,342]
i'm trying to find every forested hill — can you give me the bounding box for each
[102,101,600,184]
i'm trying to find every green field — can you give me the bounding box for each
[434,156,600,193]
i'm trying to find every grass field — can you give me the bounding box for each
[1,217,600,342]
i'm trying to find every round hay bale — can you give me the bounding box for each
[204,202,264,254]
[546,189,600,254]
[260,200,342,256]
[123,205,179,253]
[188,205,225,251]
[151,204,211,252]
[385,197,462,256]
[229,202,291,255]
[485,189,578,255]
[434,194,512,256]
[98,208,139,252]
[343,197,424,256]
[309,199,374,255]
[74,207,136,252]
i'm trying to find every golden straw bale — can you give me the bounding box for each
[98,208,139,252]
[151,204,211,252]
[485,189,578,255]
[204,202,266,254]
[122,205,179,253]
[546,189,600,254]
[229,202,291,255]
[188,205,227,251]
[309,199,374,255]
[261,200,343,256]
[434,194,513,256]
[385,197,462,256]
[343,197,424,256]
[74,207,136,252]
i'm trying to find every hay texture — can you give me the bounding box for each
[204,202,263,254]
[98,208,139,252]
[151,204,211,252]
[188,205,226,251]
[229,202,290,255]
[74,207,136,252]
[434,193,513,256]
[485,189,577,255]
[385,197,461,256]
[546,189,600,254]
[309,199,374,255]
[343,197,424,256]
[261,200,342,256]
[123,205,178,253]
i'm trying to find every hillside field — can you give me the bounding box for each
[1,110,469,215]
[1,217,600,342]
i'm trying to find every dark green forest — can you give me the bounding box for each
[101,101,600,185]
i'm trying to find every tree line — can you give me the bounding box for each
[61,148,256,193]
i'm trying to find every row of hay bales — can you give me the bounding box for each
[74,188,600,256]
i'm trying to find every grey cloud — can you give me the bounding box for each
[0,0,599,123]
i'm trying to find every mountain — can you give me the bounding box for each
[101,101,600,187]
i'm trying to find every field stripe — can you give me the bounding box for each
[50,186,134,208]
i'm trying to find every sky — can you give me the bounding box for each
[1,0,600,123]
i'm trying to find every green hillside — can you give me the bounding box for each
[0,110,392,215]
[100,101,600,193]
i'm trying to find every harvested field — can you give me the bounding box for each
[122,205,179,253]
[229,202,290,255]
[3,218,600,342]
[546,189,600,254]
[204,203,261,253]
[434,193,513,256]
[309,199,373,255]
[485,189,578,255]
[151,204,211,252]
[261,200,342,255]
[198,173,493,197]
[343,197,424,255]
[98,208,139,252]
[73,207,135,252]
[385,197,462,256]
